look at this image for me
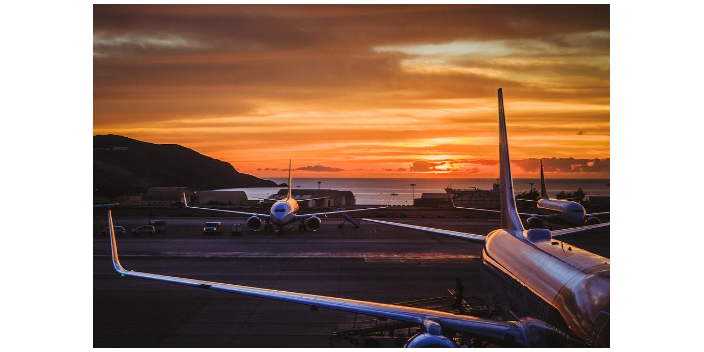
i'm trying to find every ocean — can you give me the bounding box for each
[218,178,610,206]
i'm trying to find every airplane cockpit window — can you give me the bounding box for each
[274,209,286,212]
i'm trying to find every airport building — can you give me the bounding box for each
[414,193,452,208]
[270,189,356,208]
[103,187,358,208]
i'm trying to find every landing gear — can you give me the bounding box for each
[298,222,307,232]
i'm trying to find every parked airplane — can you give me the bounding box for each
[182,160,386,231]
[525,159,609,228]
[106,89,609,347]
[449,160,609,229]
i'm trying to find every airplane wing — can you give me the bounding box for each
[105,210,542,347]
[362,218,486,243]
[94,203,119,208]
[183,193,271,219]
[452,204,536,218]
[550,222,610,238]
[294,205,389,220]
[587,211,610,217]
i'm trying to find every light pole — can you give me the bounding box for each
[410,183,416,206]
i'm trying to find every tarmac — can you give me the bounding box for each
[93,212,610,348]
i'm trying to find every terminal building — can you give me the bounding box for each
[269,189,356,208]
[104,186,357,208]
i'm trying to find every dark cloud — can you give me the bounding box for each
[467,167,480,173]
[295,165,344,172]
[409,160,446,172]
[513,158,610,173]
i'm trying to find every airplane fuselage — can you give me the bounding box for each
[481,228,610,347]
[537,198,586,226]
[269,198,300,228]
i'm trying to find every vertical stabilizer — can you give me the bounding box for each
[539,159,549,199]
[287,159,293,199]
[498,89,525,231]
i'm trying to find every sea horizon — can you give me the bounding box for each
[219,177,610,206]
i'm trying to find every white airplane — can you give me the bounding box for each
[106,89,610,347]
[523,159,609,228]
[182,160,387,231]
[449,159,609,229]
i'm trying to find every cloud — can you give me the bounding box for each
[514,158,610,173]
[409,160,446,172]
[295,165,344,172]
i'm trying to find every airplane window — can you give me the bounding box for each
[275,209,286,212]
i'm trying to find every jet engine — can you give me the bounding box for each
[306,216,322,230]
[585,216,601,225]
[247,216,262,230]
[404,333,456,348]
[527,216,543,229]
[404,320,456,348]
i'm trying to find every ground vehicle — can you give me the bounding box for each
[203,222,222,235]
[99,226,125,236]
[149,220,167,233]
[131,225,155,236]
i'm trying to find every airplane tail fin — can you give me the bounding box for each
[539,159,549,199]
[287,159,292,199]
[498,89,525,232]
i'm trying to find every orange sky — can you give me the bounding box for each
[93,4,610,179]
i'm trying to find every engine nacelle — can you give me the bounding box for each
[404,333,456,348]
[527,216,543,229]
[247,216,262,230]
[585,216,601,225]
[306,216,322,230]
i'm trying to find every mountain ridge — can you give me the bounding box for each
[93,134,277,197]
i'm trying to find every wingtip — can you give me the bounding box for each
[108,210,126,273]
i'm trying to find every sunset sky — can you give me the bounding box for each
[93,4,610,179]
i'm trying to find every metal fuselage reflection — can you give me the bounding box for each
[481,229,610,347]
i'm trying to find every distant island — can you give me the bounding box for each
[93,134,277,197]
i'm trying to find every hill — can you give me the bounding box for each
[94,135,277,197]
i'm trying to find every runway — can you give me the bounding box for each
[93,214,609,348]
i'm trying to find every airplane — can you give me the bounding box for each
[448,160,609,229]
[105,88,610,347]
[182,160,387,231]
[525,159,609,228]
